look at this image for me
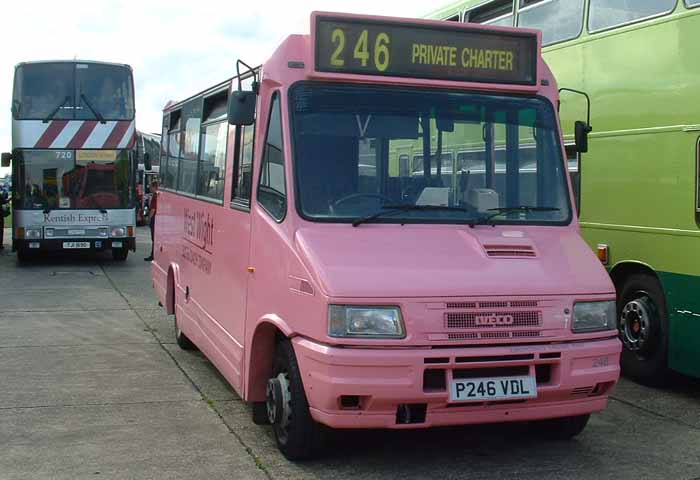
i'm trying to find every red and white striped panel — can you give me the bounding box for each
[12,119,136,150]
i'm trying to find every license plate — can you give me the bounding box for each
[450,375,537,403]
[68,229,86,235]
[63,241,90,249]
[111,241,123,248]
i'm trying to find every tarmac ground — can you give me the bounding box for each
[1,227,699,480]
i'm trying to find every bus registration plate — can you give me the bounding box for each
[63,242,90,249]
[450,376,537,403]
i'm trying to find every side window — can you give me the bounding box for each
[466,0,514,26]
[518,0,584,46]
[687,0,700,7]
[165,110,181,189]
[232,76,257,207]
[160,114,169,184]
[696,137,700,214]
[589,0,677,32]
[178,98,202,195]
[198,91,228,201]
[444,14,460,21]
[257,92,287,221]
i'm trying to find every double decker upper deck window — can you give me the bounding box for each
[466,0,514,26]
[517,0,584,46]
[589,0,677,32]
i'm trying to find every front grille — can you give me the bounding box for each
[448,331,541,340]
[445,311,542,329]
[447,300,540,309]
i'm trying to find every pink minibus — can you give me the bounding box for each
[152,12,621,460]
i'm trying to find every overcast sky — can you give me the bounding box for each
[0,0,432,177]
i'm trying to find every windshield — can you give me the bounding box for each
[12,150,135,210]
[291,83,571,225]
[12,62,135,121]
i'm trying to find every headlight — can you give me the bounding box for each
[110,227,126,237]
[573,301,617,333]
[25,227,42,239]
[329,305,405,338]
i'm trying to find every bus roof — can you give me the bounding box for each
[14,59,132,71]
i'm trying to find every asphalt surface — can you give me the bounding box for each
[0,226,699,480]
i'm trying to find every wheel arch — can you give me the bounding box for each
[245,315,295,402]
[609,260,664,296]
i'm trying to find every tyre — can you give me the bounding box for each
[174,314,196,350]
[266,340,321,460]
[252,402,270,425]
[16,247,32,263]
[617,274,668,386]
[534,414,590,440]
[112,248,128,261]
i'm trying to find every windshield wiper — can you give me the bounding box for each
[469,205,561,227]
[352,204,468,227]
[43,96,71,123]
[80,93,106,123]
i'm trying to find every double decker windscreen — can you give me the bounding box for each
[13,150,135,210]
[12,62,135,121]
[315,16,538,85]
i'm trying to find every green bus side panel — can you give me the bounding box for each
[659,271,700,378]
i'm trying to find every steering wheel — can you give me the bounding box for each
[331,193,393,209]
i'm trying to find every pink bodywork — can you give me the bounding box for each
[152,12,620,429]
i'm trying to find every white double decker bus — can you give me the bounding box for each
[1,60,138,261]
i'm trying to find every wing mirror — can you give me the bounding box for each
[1,152,11,168]
[228,91,256,126]
[575,120,593,154]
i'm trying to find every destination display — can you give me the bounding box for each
[315,16,538,85]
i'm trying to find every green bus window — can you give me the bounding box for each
[589,0,677,33]
[518,0,584,46]
[686,0,700,7]
[444,14,460,21]
[466,0,514,27]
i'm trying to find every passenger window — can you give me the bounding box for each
[589,0,677,32]
[257,92,287,221]
[686,0,700,7]
[178,98,202,195]
[232,77,257,207]
[160,114,169,184]
[164,110,182,190]
[466,0,514,26]
[445,14,460,21]
[518,0,584,46]
[198,91,228,201]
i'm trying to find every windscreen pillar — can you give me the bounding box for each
[505,111,520,207]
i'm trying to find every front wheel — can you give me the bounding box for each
[533,414,590,440]
[617,274,668,386]
[16,247,32,263]
[112,248,128,261]
[266,340,321,460]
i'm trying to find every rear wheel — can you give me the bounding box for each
[266,340,321,460]
[112,248,128,261]
[617,274,668,386]
[174,314,196,350]
[534,414,590,440]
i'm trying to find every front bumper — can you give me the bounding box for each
[293,336,621,429]
[14,237,135,252]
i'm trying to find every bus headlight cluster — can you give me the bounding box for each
[24,228,42,240]
[110,227,126,237]
[44,228,54,237]
[572,301,617,333]
[328,305,405,338]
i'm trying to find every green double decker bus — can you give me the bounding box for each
[427,0,700,384]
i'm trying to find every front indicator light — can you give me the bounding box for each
[329,305,405,338]
[127,226,134,237]
[573,301,617,333]
[597,244,609,265]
